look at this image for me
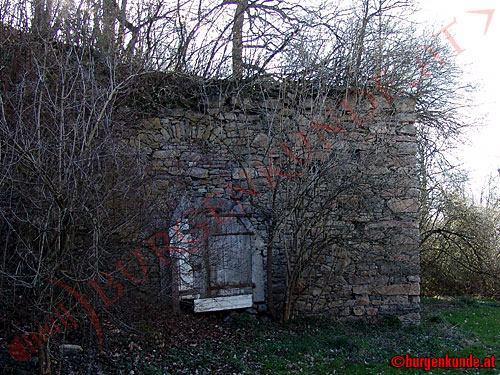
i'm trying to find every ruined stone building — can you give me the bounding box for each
[127,79,421,324]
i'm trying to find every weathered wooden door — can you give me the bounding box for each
[207,212,253,290]
[171,200,264,312]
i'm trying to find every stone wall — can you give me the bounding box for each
[127,84,421,324]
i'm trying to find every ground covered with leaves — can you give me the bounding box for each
[2,297,499,374]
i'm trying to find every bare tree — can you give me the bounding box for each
[231,0,248,80]
[0,1,479,371]
[420,174,500,298]
[0,1,182,373]
[208,0,472,321]
[32,0,53,36]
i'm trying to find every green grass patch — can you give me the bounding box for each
[112,298,500,374]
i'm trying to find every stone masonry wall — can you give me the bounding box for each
[127,85,421,324]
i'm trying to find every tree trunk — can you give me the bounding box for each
[266,220,276,320]
[353,0,370,84]
[232,0,248,80]
[38,345,51,375]
[116,0,128,50]
[101,0,117,50]
[170,258,181,314]
[282,285,292,323]
[32,0,52,37]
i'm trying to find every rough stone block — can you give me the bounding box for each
[365,308,378,316]
[399,123,417,135]
[352,285,371,294]
[387,295,409,305]
[387,198,418,213]
[355,295,370,306]
[394,98,416,112]
[251,133,269,148]
[353,306,365,316]
[187,167,209,179]
[397,141,418,154]
[408,283,420,296]
[407,275,420,283]
[311,287,322,297]
[375,284,410,295]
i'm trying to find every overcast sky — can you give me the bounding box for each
[415,0,499,198]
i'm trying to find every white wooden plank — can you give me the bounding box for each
[180,293,200,300]
[169,225,194,292]
[194,294,253,313]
